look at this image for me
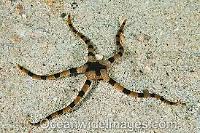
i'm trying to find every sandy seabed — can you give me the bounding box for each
[0,0,199,133]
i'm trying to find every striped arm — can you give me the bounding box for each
[108,78,185,106]
[30,80,92,126]
[17,64,87,80]
[67,14,96,62]
[108,19,127,64]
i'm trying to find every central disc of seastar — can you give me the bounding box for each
[85,61,107,80]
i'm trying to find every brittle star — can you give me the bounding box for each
[17,13,185,126]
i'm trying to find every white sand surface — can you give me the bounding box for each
[0,0,199,132]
